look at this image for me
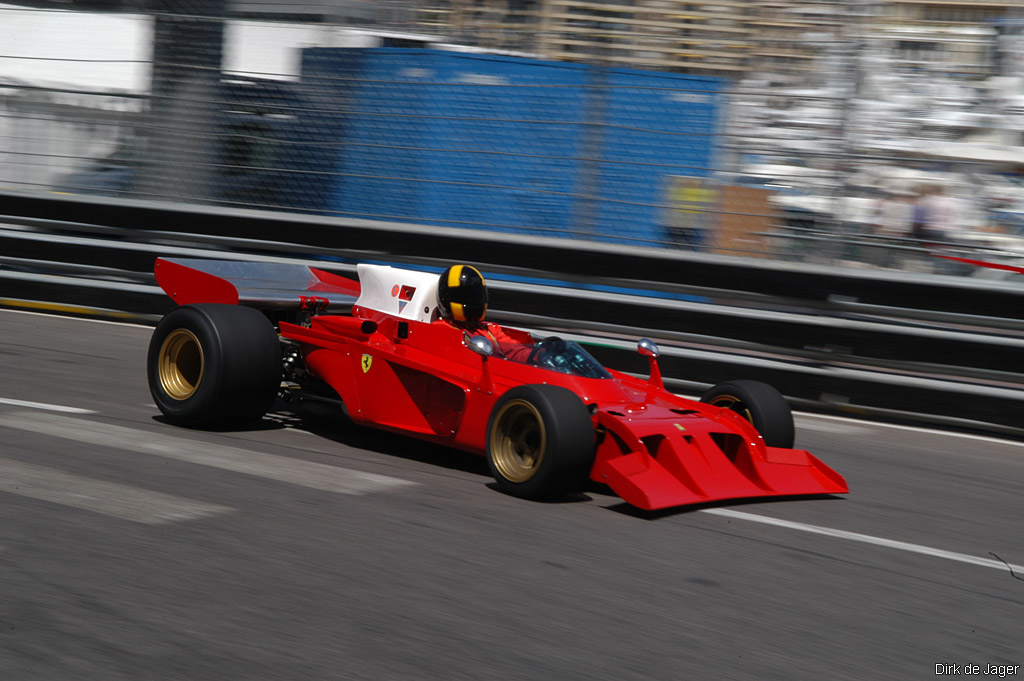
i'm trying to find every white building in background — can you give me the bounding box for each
[0,3,442,191]
[0,3,152,96]
[0,3,439,94]
[0,4,150,190]
[222,23,443,80]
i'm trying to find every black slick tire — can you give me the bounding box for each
[147,304,281,428]
[485,384,595,500]
[700,379,795,448]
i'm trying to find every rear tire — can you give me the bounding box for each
[701,379,794,448]
[147,304,281,428]
[486,385,595,500]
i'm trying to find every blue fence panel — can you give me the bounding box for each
[420,53,587,238]
[300,48,724,245]
[285,49,365,214]
[589,69,725,245]
[311,48,435,221]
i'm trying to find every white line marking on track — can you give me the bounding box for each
[0,411,417,496]
[0,398,96,414]
[0,458,233,524]
[702,508,1024,574]
[796,411,1024,449]
[790,418,867,435]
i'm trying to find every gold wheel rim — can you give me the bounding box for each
[708,394,752,423]
[490,399,546,483]
[158,329,204,400]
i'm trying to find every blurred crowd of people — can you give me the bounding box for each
[870,183,973,273]
[662,173,1010,278]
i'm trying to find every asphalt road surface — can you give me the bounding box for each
[1,309,1022,681]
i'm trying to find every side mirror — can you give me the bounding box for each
[638,338,664,390]
[465,333,495,357]
[637,338,660,358]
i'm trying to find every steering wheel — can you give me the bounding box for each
[527,336,565,367]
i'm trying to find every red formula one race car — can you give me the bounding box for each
[147,258,847,511]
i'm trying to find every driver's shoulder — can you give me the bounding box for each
[488,323,532,345]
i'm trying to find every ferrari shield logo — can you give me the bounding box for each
[361,354,373,373]
[674,423,686,432]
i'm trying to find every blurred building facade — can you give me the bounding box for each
[410,0,1024,79]
[875,0,1023,75]
[10,0,1024,78]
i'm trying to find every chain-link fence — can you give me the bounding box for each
[3,0,1024,277]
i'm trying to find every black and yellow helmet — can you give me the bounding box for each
[437,265,487,327]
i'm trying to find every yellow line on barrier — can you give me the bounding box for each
[0,298,140,320]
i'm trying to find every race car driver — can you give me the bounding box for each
[437,264,531,361]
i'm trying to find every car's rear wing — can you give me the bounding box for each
[154,257,360,312]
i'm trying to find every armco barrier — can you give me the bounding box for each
[2,192,1023,436]
[5,191,1024,320]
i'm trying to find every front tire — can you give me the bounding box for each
[486,385,595,500]
[701,379,795,448]
[148,304,281,428]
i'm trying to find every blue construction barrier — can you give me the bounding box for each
[297,48,725,245]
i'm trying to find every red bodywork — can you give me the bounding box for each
[156,258,848,511]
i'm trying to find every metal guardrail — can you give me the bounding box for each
[1,192,1022,437]
[6,191,1024,316]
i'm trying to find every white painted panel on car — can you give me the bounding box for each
[355,264,439,322]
